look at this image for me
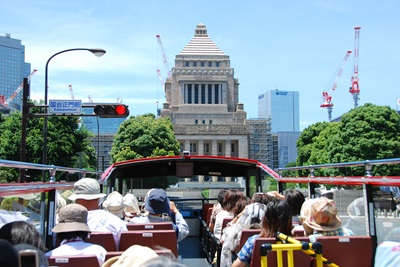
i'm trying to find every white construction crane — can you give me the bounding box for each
[69,85,75,100]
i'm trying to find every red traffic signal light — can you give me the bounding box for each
[94,104,130,118]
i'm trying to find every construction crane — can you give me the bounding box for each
[320,50,352,121]
[349,26,361,108]
[3,69,37,106]
[156,34,172,80]
[69,85,74,100]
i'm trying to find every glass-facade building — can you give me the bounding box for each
[0,34,31,111]
[258,89,300,134]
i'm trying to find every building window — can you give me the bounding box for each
[214,84,219,104]
[187,84,192,104]
[201,84,206,104]
[218,143,222,153]
[194,84,199,104]
[216,62,220,67]
[200,61,205,67]
[202,120,205,124]
[209,120,212,124]
[204,143,209,153]
[208,85,212,104]
[231,143,235,153]
[193,62,197,67]
[190,143,197,153]
[195,119,198,124]
[208,61,213,67]
[185,61,190,67]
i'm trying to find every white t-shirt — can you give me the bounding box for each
[87,209,127,248]
[45,238,106,266]
[214,209,234,240]
[375,241,400,267]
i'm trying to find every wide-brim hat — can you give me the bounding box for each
[144,189,170,214]
[103,191,125,218]
[68,178,106,201]
[303,197,341,231]
[102,245,159,267]
[52,203,91,233]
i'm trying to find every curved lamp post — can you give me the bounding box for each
[42,48,106,180]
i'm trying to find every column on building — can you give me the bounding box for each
[184,140,190,152]
[225,140,231,157]
[211,140,217,156]
[198,140,204,155]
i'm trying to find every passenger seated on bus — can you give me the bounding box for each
[375,228,400,267]
[0,221,47,252]
[68,178,127,248]
[102,191,126,221]
[0,239,18,267]
[209,188,228,232]
[220,201,268,267]
[15,243,49,267]
[300,197,354,242]
[123,193,140,221]
[268,189,305,226]
[129,188,189,242]
[214,189,247,240]
[232,199,293,267]
[45,203,106,266]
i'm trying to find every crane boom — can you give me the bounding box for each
[69,85,74,100]
[320,50,352,121]
[349,26,361,107]
[156,34,172,79]
[4,69,37,106]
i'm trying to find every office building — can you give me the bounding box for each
[0,34,31,111]
[258,89,300,133]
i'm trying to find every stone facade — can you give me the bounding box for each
[161,23,249,158]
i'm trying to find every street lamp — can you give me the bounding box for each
[42,48,106,181]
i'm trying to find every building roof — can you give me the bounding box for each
[179,23,226,56]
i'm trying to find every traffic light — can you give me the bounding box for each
[93,104,130,118]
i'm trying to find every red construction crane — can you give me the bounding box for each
[69,85,74,100]
[320,50,352,121]
[3,69,37,106]
[349,26,361,107]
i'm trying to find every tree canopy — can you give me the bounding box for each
[110,113,180,162]
[0,107,96,182]
[297,104,400,176]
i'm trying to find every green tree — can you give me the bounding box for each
[0,108,97,182]
[110,113,180,162]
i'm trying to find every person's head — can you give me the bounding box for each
[221,189,246,212]
[284,189,305,216]
[103,191,125,219]
[14,243,49,267]
[261,199,292,237]
[0,221,46,251]
[301,197,341,235]
[123,193,141,218]
[217,189,228,205]
[252,192,274,205]
[0,239,18,267]
[102,245,159,267]
[144,189,170,215]
[68,178,106,210]
[52,203,91,241]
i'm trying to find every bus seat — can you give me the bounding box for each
[221,217,232,232]
[206,207,213,225]
[239,229,261,251]
[316,235,373,267]
[292,226,306,237]
[86,232,117,251]
[48,255,100,267]
[126,222,173,231]
[201,203,214,221]
[119,230,178,257]
[251,237,312,267]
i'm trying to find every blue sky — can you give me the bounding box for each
[1,0,399,130]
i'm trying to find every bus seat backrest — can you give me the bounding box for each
[221,217,232,232]
[119,230,178,257]
[251,237,312,267]
[292,226,305,237]
[202,203,214,221]
[316,235,373,267]
[239,229,261,251]
[206,207,213,225]
[126,222,173,231]
[86,232,117,251]
[48,255,99,267]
